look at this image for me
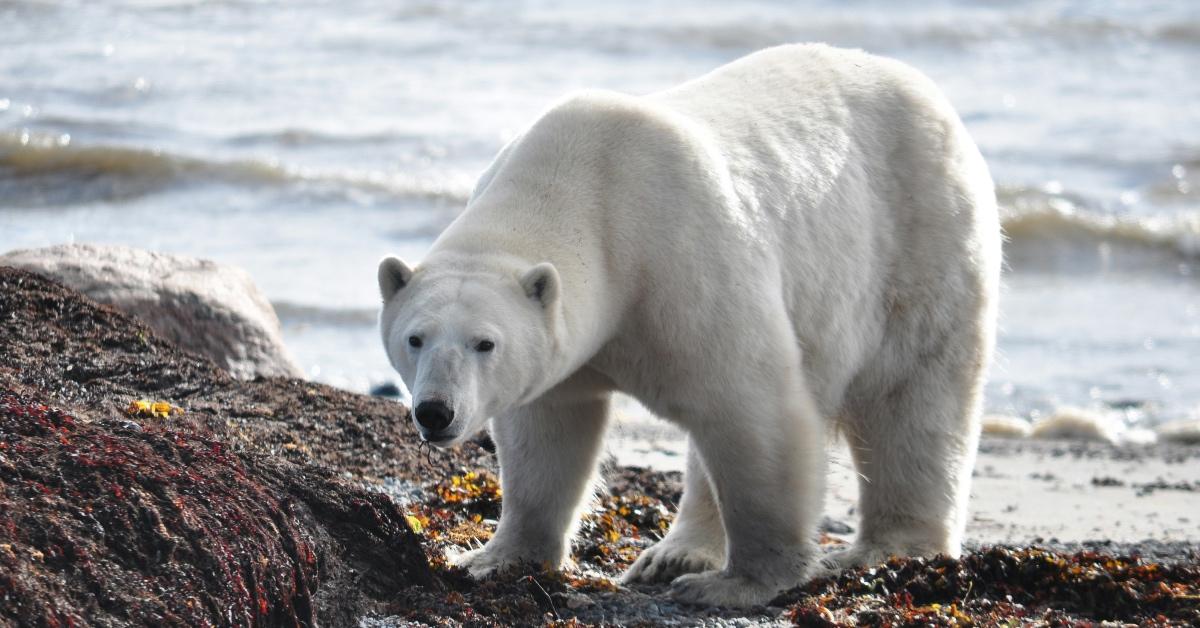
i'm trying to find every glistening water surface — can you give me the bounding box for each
[2,0,1198,427]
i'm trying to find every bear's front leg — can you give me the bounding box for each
[450,378,610,577]
[668,381,826,608]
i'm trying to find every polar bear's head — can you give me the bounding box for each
[377,256,563,447]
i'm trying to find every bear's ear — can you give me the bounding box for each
[378,256,414,301]
[519,262,559,309]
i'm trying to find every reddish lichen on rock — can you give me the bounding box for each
[0,389,320,626]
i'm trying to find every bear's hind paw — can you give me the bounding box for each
[668,570,786,608]
[815,544,899,578]
[818,539,949,577]
[621,541,722,585]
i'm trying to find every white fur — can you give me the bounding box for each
[378,44,1000,608]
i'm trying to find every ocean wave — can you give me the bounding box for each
[0,131,474,206]
[999,186,1200,267]
[5,132,1198,270]
[634,14,1200,52]
[225,127,416,148]
[273,301,378,326]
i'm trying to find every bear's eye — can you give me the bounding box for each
[407,335,423,349]
[475,340,495,353]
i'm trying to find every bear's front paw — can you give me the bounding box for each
[621,539,722,585]
[448,547,502,578]
[448,540,565,579]
[668,570,786,608]
[447,546,528,578]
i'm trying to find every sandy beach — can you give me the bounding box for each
[608,417,1200,550]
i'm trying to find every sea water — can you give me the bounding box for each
[2,0,1198,429]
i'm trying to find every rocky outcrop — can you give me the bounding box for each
[0,244,303,380]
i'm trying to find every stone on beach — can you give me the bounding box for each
[1,243,302,379]
[1156,418,1200,445]
[1030,406,1120,444]
[981,413,1033,438]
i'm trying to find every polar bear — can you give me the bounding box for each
[378,43,1000,608]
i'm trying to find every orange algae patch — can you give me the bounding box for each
[406,504,494,548]
[417,469,676,578]
[435,470,502,507]
[574,493,673,572]
[125,399,184,419]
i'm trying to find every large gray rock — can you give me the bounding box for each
[1,243,304,379]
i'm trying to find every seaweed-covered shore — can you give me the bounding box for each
[2,266,1198,626]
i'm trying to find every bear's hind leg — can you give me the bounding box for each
[668,368,827,608]
[826,349,984,571]
[621,439,725,584]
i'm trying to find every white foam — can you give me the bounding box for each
[999,189,1200,261]
[1117,427,1159,446]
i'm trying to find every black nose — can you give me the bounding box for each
[414,400,454,432]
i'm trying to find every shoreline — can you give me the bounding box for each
[607,417,1200,548]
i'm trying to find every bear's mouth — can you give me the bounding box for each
[420,429,461,448]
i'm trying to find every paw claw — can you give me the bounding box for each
[622,540,722,585]
[448,547,499,578]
